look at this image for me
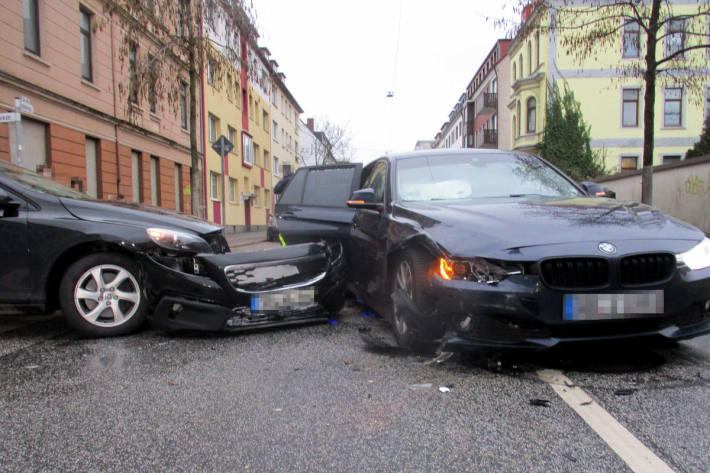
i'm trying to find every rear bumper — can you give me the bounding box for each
[144,242,347,332]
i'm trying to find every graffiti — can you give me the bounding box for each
[684,174,710,198]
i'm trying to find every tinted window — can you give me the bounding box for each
[302,168,355,207]
[395,153,581,201]
[277,169,307,205]
[362,161,387,203]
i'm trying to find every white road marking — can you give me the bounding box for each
[537,369,676,473]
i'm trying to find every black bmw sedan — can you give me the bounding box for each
[343,150,710,349]
[0,160,345,337]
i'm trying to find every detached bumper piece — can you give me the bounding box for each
[148,242,346,332]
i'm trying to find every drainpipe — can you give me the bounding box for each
[110,12,121,199]
[198,0,209,219]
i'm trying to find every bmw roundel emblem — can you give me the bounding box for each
[598,242,617,254]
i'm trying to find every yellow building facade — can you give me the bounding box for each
[203,43,273,229]
[508,2,708,172]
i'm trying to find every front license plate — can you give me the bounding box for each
[563,291,664,321]
[250,288,316,312]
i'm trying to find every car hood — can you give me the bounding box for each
[60,198,222,235]
[396,197,704,259]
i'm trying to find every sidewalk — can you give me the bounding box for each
[224,230,268,249]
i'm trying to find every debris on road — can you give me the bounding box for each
[614,388,638,396]
[327,318,338,325]
[438,385,452,393]
[529,399,551,407]
[423,351,454,366]
[408,383,433,391]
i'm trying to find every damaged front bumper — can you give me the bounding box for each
[409,268,710,350]
[144,242,347,332]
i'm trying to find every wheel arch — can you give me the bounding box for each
[386,233,442,281]
[45,242,139,312]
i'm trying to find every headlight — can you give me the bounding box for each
[146,228,211,254]
[438,257,523,284]
[676,237,710,271]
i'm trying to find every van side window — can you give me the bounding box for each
[302,167,355,207]
[277,170,307,205]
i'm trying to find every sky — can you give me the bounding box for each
[253,0,515,164]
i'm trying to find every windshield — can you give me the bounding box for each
[0,161,92,200]
[395,153,583,202]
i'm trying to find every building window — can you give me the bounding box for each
[665,19,685,57]
[131,151,142,203]
[79,8,93,81]
[664,88,682,127]
[206,58,215,86]
[273,156,279,176]
[263,111,269,132]
[253,185,260,207]
[512,116,517,139]
[527,41,532,75]
[210,172,221,200]
[622,21,640,58]
[535,32,540,67]
[662,155,681,165]
[516,101,521,136]
[272,88,277,106]
[129,44,138,104]
[620,156,638,171]
[264,189,270,209]
[208,114,218,142]
[228,126,236,150]
[174,163,183,211]
[147,54,157,113]
[242,133,253,166]
[272,121,279,140]
[229,177,237,203]
[150,156,160,206]
[622,88,640,127]
[518,55,522,79]
[263,150,269,170]
[526,97,536,133]
[179,82,188,130]
[253,144,260,169]
[23,0,40,55]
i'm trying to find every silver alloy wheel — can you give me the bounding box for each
[73,264,141,327]
[393,259,414,335]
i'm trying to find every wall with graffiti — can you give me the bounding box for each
[597,155,710,234]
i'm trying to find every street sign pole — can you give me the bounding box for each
[14,98,22,167]
[211,135,233,227]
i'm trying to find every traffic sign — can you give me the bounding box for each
[211,135,234,157]
[14,97,34,114]
[0,113,20,123]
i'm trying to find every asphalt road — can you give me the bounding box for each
[1,241,709,472]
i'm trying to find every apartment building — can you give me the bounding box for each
[508,1,708,170]
[267,53,302,182]
[299,118,336,166]
[0,0,193,213]
[464,40,512,150]
[434,93,466,149]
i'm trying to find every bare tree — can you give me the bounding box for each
[499,0,710,204]
[312,117,354,165]
[100,0,257,216]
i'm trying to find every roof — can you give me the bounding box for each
[382,148,514,162]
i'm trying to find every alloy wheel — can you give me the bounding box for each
[73,264,141,327]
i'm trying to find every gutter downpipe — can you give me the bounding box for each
[198,0,209,219]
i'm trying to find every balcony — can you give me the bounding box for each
[482,129,497,147]
[479,92,497,114]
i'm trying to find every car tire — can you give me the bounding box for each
[390,249,431,348]
[58,252,147,337]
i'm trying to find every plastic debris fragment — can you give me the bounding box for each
[361,310,378,318]
[408,383,433,391]
[529,399,551,407]
[327,318,338,325]
[25,365,40,370]
[424,351,454,366]
[438,385,452,393]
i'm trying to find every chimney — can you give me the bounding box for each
[307,118,314,131]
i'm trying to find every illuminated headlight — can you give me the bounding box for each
[146,228,211,254]
[438,257,522,284]
[676,237,710,271]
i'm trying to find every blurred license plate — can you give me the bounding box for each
[251,288,315,312]
[563,291,663,321]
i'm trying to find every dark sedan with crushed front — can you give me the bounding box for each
[0,160,345,337]
[344,150,710,349]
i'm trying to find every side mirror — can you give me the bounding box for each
[347,188,383,211]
